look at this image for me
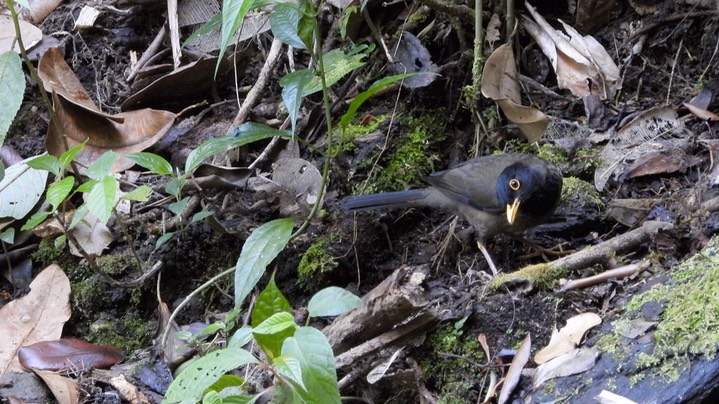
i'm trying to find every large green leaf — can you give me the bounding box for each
[0,158,49,220]
[281,327,340,403]
[234,218,294,308]
[339,73,423,130]
[269,3,306,49]
[185,123,290,174]
[85,151,118,181]
[251,273,292,327]
[252,312,296,335]
[0,51,25,147]
[26,155,61,176]
[46,176,75,210]
[164,348,258,403]
[125,152,173,175]
[307,286,362,318]
[218,0,256,73]
[279,69,314,135]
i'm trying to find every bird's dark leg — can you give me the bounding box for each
[476,240,500,275]
[510,234,573,261]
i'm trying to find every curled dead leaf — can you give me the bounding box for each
[18,339,124,372]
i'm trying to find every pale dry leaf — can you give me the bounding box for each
[498,334,531,404]
[20,0,64,24]
[485,14,502,51]
[595,390,638,404]
[534,312,601,364]
[523,3,620,99]
[0,265,71,376]
[0,15,42,53]
[532,347,599,388]
[68,212,113,257]
[33,369,79,404]
[0,157,49,220]
[684,102,719,122]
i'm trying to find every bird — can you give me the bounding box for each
[343,153,563,274]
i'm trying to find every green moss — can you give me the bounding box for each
[561,176,604,208]
[417,318,486,402]
[598,236,719,382]
[297,234,340,287]
[32,237,77,270]
[88,313,154,352]
[357,113,444,194]
[489,263,569,291]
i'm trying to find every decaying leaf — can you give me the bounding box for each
[46,92,175,174]
[594,106,692,191]
[684,102,719,122]
[67,213,113,257]
[0,265,71,375]
[270,157,323,216]
[18,339,123,371]
[498,334,531,404]
[620,148,701,180]
[485,14,502,51]
[389,32,438,89]
[607,198,660,227]
[33,369,79,404]
[522,2,620,100]
[532,347,599,388]
[0,15,42,54]
[38,48,176,173]
[482,43,548,142]
[534,312,601,364]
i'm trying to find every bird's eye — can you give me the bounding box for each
[509,178,521,191]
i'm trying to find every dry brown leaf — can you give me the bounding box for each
[498,334,531,404]
[68,213,113,257]
[482,44,548,142]
[33,369,79,404]
[534,313,601,364]
[46,92,176,173]
[684,102,719,122]
[522,3,619,100]
[18,339,123,371]
[485,14,502,51]
[0,265,71,376]
[38,47,99,111]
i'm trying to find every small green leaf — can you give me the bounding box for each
[307,286,362,318]
[75,179,97,193]
[85,151,118,180]
[202,390,222,404]
[191,323,223,342]
[86,175,117,224]
[251,273,292,327]
[165,177,185,197]
[281,327,340,403]
[0,228,15,244]
[164,347,258,403]
[69,204,89,229]
[270,3,306,49]
[156,232,175,249]
[228,325,253,348]
[59,142,85,170]
[46,176,75,210]
[252,312,295,335]
[53,234,66,249]
[191,210,214,224]
[234,218,294,308]
[280,69,314,135]
[0,51,25,147]
[26,155,61,176]
[21,211,51,230]
[168,197,189,216]
[125,152,173,175]
[339,73,424,130]
[206,374,245,393]
[339,6,358,40]
[121,185,151,202]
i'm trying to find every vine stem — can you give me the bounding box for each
[290,0,332,241]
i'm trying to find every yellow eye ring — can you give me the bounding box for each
[509,178,521,191]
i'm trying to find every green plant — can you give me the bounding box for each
[163,218,362,403]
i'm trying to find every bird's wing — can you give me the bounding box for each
[423,154,519,213]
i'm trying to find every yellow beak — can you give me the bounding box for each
[506,198,520,225]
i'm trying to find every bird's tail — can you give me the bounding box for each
[342,189,431,211]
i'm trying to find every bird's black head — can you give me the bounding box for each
[496,161,562,223]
